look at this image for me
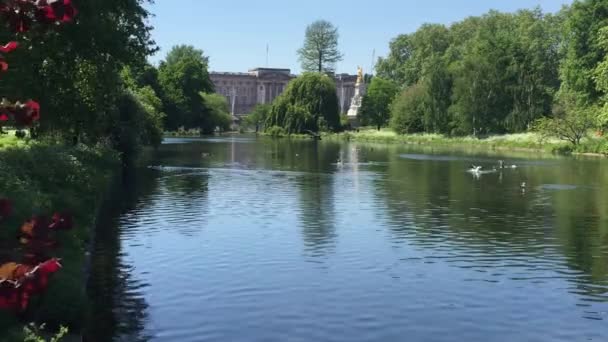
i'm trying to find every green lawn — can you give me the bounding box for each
[323,128,608,156]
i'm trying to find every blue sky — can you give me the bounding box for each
[146,0,571,74]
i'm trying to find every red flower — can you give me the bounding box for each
[0,59,8,72]
[20,215,50,239]
[11,100,40,126]
[24,100,40,121]
[0,198,12,218]
[38,258,62,275]
[38,0,77,23]
[0,41,18,53]
[1,2,33,33]
[49,212,73,230]
[0,113,8,121]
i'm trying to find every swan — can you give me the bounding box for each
[469,165,482,173]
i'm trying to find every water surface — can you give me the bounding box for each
[87,136,608,342]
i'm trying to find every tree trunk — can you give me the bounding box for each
[318,52,322,72]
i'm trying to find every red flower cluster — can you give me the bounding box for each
[0,99,40,126]
[0,210,73,311]
[19,212,73,245]
[0,258,62,311]
[0,0,77,33]
[0,41,18,72]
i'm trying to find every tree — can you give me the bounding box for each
[297,20,343,73]
[390,83,427,134]
[0,0,157,143]
[266,73,340,133]
[201,92,232,132]
[158,45,214,132]
[244,104,271,133]
[533,91,597,146]
[359,77,398,130]
[559,0,608,105]
[594,26,608,129]
[376,9,561,136]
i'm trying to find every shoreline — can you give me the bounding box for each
[258,130,608,158]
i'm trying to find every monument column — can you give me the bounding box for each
[347,66,366,120]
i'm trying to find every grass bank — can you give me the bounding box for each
[0,135,120,340]
[321,129,608,156]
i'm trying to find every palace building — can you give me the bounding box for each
[210,68,358,118]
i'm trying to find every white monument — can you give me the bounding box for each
[346,66,366,123]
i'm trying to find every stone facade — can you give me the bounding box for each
[334,73,358,115]
[210,68,358,118]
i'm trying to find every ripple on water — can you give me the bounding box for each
[88,140,608,342]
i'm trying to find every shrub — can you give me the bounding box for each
[266,126,287,137]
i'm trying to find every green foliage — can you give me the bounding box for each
[339,114,351,130]
[266,73,340,133]
[378,8,561,136]
[0,0,156,143]
[390,84,427,134]
[559,0,608,105]
[533,91,598,146]
[244,104,272,132]
[201,92,232,132]
[0,141,119,331]
[359,77,399,130]
[158,45,214,132]
[297,20,343,73]
[23,324,68,342]
[110,90,163,164]
[266,126,287,137]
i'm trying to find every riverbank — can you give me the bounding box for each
[315,129,607,156]
[0,136,120,340]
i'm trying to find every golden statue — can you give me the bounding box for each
[357,66,363,84]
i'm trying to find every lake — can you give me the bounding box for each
[86,136,608,342]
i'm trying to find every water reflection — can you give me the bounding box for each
[86,170,157,342]
[88,136,608,342]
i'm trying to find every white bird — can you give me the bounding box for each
[469,165,482,173]
[521,182,527,188]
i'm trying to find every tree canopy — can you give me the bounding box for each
[377,8,563,136]
[158,45,215,132]
[266,73,340,133]
[297,20,343,73]
[359,77,399,130]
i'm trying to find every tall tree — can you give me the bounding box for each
[158,45,214,132]
[559,0,608,105]
[297,20,343,73]
[359,77,399,130]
